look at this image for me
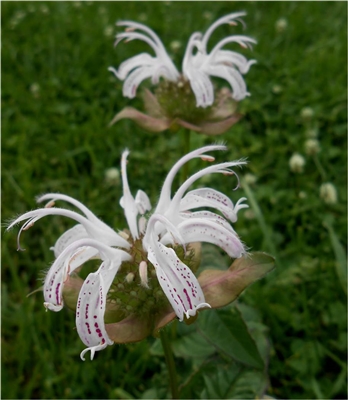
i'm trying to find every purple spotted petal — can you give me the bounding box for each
[76,261,116,361]
[148,241,210,321]
[44,246,99,312]
[180,188,248,223]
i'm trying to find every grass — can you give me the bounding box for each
[2,1,347,399]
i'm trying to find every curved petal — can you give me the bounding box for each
[77,261,116,361]
[180,188,248,223]
[148,240,210,321]
[115,53,155,80]
[44,245,98,312]
[135,190,151,215]
[176,218,246,259]
[52,224,89,257]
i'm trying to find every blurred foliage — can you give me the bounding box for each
[2,1,347,399]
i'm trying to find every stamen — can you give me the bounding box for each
[22,221,34,231]
[139,261,149,288]
[125,27,136,32]
[125,272,135,283]
[45,200,55,208]
[200,156,215,162]
[119,231,130,240]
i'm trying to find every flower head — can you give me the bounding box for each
[320,182,338,204]
[108,13,256,134]
[8,145,250,360]
[289,153,306,173]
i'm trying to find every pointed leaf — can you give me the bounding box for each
[109,107,170,132]
[197,308,264,369]
[198,252,275,308]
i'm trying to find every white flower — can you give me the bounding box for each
[8,145,247,360]
[104,167,120,185]
[182,12,256,107]
[320,182,338,204]
[108,21,180,99]
[109,13,256,107]
[304,138,320,155]
[289,153,306,173]
[275,18,288,33]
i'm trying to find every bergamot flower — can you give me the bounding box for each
[108,13,256,134]
[8,145,255,360]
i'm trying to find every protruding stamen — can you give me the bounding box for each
[139,260,149,288]
[200,156,215,162]
[125,272,135,283]
[22,221,34,231]
[45,200,55,208]
[119,231,130,240]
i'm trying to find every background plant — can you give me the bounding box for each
[2,1,347,399]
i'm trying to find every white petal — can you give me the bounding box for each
[180,188,243,223]
[120,150,139,239]
[213,50,257,74]
[122,66,155,98]
[116,53,154,80]
[44,245,96,311]
[52,224,88,257]
[156,144,227,215]
[135,190,151,215]
[177,218,246,258]
[76,261,116,361]
[148,241,210,321]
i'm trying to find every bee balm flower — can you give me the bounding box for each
[108,13,256,134]
[8,145,250,360]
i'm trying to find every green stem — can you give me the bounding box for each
[313,154,327,181]
[180,128,191,183]
[160,329,179,399]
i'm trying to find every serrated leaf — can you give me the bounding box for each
[197,308,264,369]
[198,252,276,309]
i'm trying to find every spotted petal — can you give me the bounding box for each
[44,245,99,312]
[77,261,116,361]
[148,240,210,321]
[180,188,248,223]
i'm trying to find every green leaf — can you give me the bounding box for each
[198,252,276,309]
[200,363,268,399]
[323,218,347,294]
[171,332,216,361]
[197,308,264,369]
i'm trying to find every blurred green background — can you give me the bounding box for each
[2,1,347,399]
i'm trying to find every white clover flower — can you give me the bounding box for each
[320,182,338,204]
[104,167,120,185]
[104,25,114,38]
[30,83,40,97]
[8,145,248,360]
[301,107,314,121]
[275,18,288,33]
[289,153,305,173]
[109,13,256,108]
[169,40,182,52]
[304,138,320,156]
[243,173,257,185]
